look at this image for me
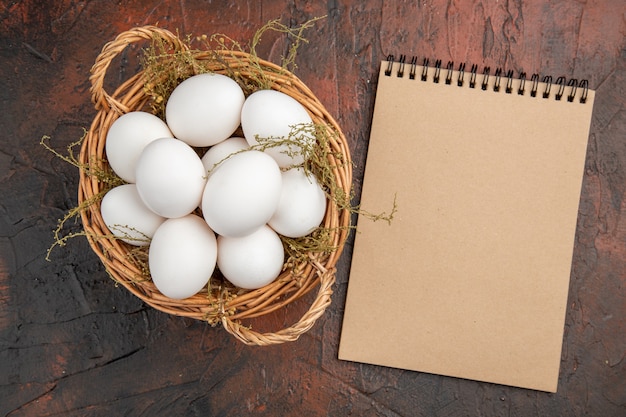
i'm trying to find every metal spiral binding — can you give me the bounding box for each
[409,56,418,80]
[421,58,429,81]
[457,63,466,87]
[555,76,566,100]
[383,55,589,103]
[567,78,578,102]
[445,61,454,85]
[385,55,394,76]
[397,54,407,78]
[506,70,515,93]
[433,60,442,83]
[494,68,503,92]
[469,64,478,88]
[530,74,539,97]
[481,67,491,90]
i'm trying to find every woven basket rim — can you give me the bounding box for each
[78,25,352,346]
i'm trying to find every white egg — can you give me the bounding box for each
[202,150,282,237]
[269,168,327,238]
[135,138,207,218]
[149,214,217,299]
[241,89,315,168]
[200,136,249,175]
[105,111,173,183]
[100,184,166,246]
[217,225,284,290]
[165,73,245,147]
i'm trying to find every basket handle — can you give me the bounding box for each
[221,263,336,346]
[89,25,187,113]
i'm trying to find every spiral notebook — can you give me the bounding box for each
[339,56,595,392]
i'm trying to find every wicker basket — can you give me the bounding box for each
[79,26,352,345]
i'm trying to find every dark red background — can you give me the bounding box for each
[1,0,625,415]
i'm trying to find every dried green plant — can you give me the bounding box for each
[44,17,395,287]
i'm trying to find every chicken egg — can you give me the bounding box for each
[202,150,282,237]
[241,89,315,168]
[200,136,249,175]
[217,225,284,290]
[105,111,173,183]
[100,184,166,246]
[135,137,207,218]
[269,168,327,238]
[165,73,245,147]
[149,214,217,299]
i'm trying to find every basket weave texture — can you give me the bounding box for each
[79,26,352,345]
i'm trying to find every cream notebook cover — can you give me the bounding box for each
[339,58,595,392]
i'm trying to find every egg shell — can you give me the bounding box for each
[200,136,249,175]
[135,137,207,218]
[100,184,166,246]
[105,111,173,183]
[149,214,217,299]
[241,89,315,168]
[165,73,245,147]
[217,225,284,290]
[269,168,327,238]
[202,150,282,237]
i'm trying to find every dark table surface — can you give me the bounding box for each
[2,1,625,416]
